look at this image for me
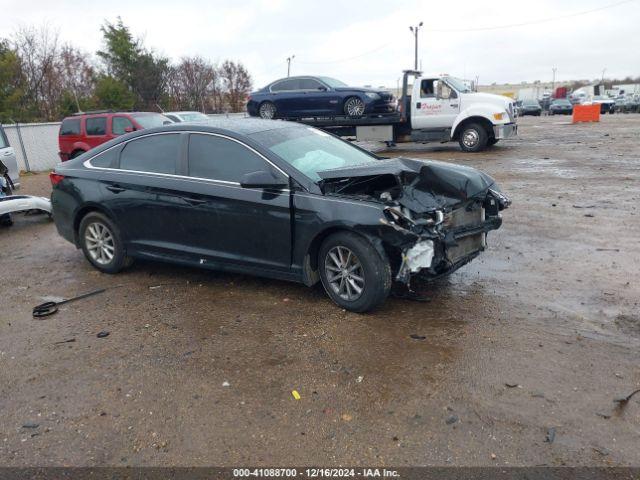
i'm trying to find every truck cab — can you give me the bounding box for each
[397,71,518,152]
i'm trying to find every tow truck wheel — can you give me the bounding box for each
[258,101,277,119]
[487,137,499,146]
[459,122,488,152]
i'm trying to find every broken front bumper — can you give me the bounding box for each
[494,122,517,139]
[395,211,503,284]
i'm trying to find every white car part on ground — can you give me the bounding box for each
[0,195,52,216]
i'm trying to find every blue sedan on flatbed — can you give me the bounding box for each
[246,76,397,119]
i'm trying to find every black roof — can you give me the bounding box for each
[152,117,305,136]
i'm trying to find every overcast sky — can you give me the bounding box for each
[1,0,639,89]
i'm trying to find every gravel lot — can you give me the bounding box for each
[1,115,639,467]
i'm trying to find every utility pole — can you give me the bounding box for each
[286,55,295,77]
[552,67,557,92]
[601,68,606,82]
[409,22,423,70]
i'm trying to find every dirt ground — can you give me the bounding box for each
[1,115,639,467]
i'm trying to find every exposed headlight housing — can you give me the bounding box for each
[365,92,380,100]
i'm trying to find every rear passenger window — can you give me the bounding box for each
[120,134,179,174]
[188,134,266,182]
[271,79,299,91]
[86,117,107,135]
[60,118,81,136]
[90,147,119,168]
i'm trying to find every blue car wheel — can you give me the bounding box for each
[344,97,365,117]
[259,101,277,119]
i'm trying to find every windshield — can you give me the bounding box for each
[444,76,472,93]
[250,127,378,181]
[178,112,209,122]
[523,99,540,106]
[553,99,571,105]
[131,113,172,128]
[317,77,349,88]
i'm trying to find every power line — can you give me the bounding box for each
[294,41,397,65]
[266,0,636,68]
[429,0,636,32]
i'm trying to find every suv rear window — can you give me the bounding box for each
[86,117,107,136]
[60,118,81,136]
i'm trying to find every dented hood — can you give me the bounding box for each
[318,158,497,213]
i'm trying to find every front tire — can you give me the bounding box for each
[344,97,366,117]
[79,212,131,274]
[487,137,499,146]
[318,232,391,312]
[459,122,489,152]
[258,101,277,119]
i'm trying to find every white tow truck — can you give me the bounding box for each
[297,70,518,152]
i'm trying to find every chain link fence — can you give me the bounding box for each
[3,122,61,172]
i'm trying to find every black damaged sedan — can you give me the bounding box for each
[50,119,510,312]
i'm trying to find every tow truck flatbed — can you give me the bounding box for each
[281,111,403,128]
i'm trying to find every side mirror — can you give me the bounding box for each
[318,86,328,91]
[240,170,288,189]
[124,126,135,133]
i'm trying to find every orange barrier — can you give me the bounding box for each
[572,104,600,123]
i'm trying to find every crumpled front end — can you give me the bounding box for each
[318,157,511,285]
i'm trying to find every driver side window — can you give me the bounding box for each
[439,82,454,100]
[188,134,272,183]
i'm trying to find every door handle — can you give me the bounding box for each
[2,151,12,156]
[450,103,458,107]
[416,102,421,109]
[106,185,126,193]
[182,197,206,206]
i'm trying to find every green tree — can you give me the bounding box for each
[0,39,24,122]
[93,75,135,110]
[97,18,169,110]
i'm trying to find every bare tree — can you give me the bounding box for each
[58,44,95,111]
[168,56,220,112]
[219,60,252,113]
[13,24,62,120]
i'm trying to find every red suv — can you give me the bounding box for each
[58,111,172,161]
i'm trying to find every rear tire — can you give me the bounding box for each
[458,122,489,152]
[258,101,277,119]
[79,212,132,274]
[318,232,391,312]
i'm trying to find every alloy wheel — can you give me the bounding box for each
[259,102,276,119]
[84,222,115,265]
[324,246,365,301]
[345,97,365,117]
